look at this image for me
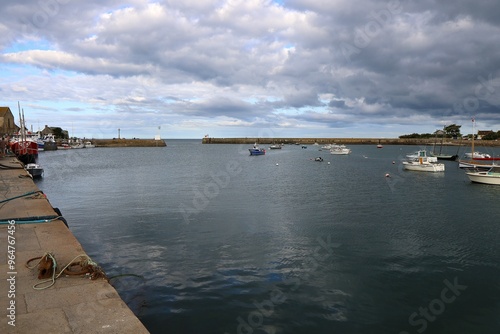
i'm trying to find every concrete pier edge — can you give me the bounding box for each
[0,155,149,333]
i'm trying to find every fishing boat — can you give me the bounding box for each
[249,144,265,155]
[9,103,38,164]
[25,163,44,178]
[402,156,445,172]
[466,166,500,185]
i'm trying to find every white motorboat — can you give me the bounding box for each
[25,163,44,178]
[464,151,491,159]
[466,166,500,185]
[84,141,95,148]
[57,143,72,150]
[402,157,445,172]
[330,144,351,155]
[71,142,85,149]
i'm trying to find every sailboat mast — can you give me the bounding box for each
[471,118,475,159]
[17,102,24,142]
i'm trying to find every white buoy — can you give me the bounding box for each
[327,162,330,165]
[276,163,279,166]
[385,173,390,177]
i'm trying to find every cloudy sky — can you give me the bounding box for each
[1,0,499,139]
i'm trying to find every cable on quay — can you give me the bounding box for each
[0,215,64,225]
[0,190,43,204]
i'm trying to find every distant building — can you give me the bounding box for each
[477,130,493,140]
[0,106,19,136]
[41,125,69,139]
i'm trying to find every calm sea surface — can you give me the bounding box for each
[35,140,500,334]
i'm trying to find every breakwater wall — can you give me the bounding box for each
[92,138,166,147]
[202,137,478,146]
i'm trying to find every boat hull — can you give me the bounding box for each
[249,148,265,155]
[458,160,497,170]
[403,162,445,172]
[466,172,500,185]
[25,163,44,178]
[467,157,500,161]
[433,154,458,161]
[10,141,38,164]
[43,141,58,151]
[330,150,351,155]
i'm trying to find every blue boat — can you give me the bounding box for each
[249,144,266,155]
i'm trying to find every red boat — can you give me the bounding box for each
[9,103,39,164]
[10,139,38,164]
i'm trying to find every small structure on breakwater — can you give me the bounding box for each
[91,138,167,147]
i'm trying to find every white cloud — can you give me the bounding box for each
[1,0,500,138]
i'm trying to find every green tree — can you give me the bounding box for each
[52,127,65,139]
[482,131,500,140]
[443,124,461,138]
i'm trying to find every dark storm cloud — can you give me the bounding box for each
[1,0,500,137]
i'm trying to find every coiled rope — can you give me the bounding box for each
[26,253,107,290]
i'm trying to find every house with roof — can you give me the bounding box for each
[0,106,19,136]
[477,130,493,140]
[41,125,69,139]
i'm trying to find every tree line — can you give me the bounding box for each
[399,124,500,140]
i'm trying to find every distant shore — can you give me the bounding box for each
[201,137,500,146]
[92,138,167,147]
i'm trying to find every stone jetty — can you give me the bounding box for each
[0,156,149,333]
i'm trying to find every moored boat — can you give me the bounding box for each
[25,163,44,178]
[71,141,85,149]
[330,144,351,155]
[458,118,499,167]
[466,166,500,185]
[249,144,265,155]
[9,103,38,164]
[402,157,445,172]
[406,150,438,163]
[57,143,72,150]
[430,152,458,161]
[463,151,500,161]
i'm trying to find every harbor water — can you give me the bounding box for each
[35,140,500,334]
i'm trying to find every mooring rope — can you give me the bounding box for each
[26,253,108,290]
[26,253,58,290]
